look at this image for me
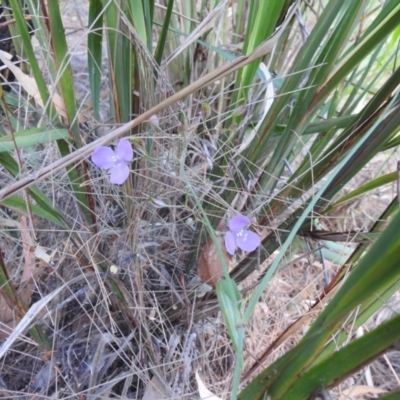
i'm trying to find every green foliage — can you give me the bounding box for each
[241,209,400,399]
[0,128,70,152]
[88,0,104,122]
[0,0,399,398]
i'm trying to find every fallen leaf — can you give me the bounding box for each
[34,245,52,264]
[0,50,84,123]
[196,371,223,400]
[198,235,229,287]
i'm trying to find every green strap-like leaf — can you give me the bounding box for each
[0,128,70,152]
[0,195,64,226]
[154,0,174,65]
[328,171,397,211]
[46,2,80,145]
[9,0,57,120]
[240,210,400,399]
[88,0,104,122]
[280,313,400,399]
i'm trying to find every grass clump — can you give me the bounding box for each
[0,1,400,399]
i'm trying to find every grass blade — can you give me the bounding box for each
[88,0,104,122]
[154,0,174,65]
[281,313,400,399]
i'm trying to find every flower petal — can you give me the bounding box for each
[116,139,133,163]
[236,230,261,252]
[228,215,251,233]
[92,147,117,169]
[225,230,237,255]
[109,163,130,184]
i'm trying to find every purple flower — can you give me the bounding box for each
[91,139,133,184]
[225,215,261,255]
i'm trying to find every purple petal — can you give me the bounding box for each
[225,230,237,255]
[228,215,251,233]
[236,230,261,252]
[92,147,117,169]
[116,139,133,163]
[109,163,130,184]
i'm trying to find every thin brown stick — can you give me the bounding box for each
[0,16,32,30]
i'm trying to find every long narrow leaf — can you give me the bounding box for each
[281,313,400,399]
[240,209,400,399]
[0,128,70,152]
[88,0,104,122]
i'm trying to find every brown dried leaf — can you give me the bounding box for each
[0,50,85,123]
[198,235,229,287]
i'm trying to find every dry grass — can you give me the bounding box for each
[0,1,399,399]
